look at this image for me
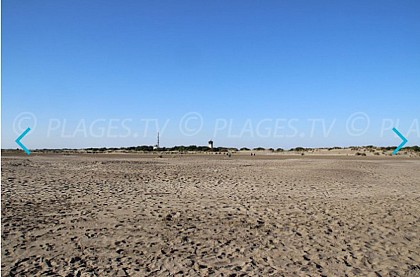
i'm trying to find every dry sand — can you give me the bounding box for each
[1,153,420,276]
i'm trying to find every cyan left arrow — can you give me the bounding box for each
[15,127,31,155]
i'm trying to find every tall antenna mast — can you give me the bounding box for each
[157,132,160,149]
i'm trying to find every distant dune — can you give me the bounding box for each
[2,145,420,158]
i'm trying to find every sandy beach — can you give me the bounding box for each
[1,153,420,276]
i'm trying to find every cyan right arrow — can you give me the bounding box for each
[392,127,408,155]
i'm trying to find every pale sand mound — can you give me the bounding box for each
[1,154,420,276]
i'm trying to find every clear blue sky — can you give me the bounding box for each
[2,0,419,149]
